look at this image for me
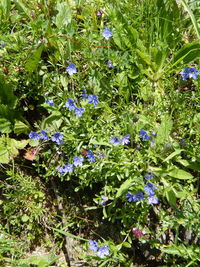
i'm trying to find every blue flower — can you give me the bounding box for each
[110,136,121,146]
[126,192,144,202]
[39,130,49,140]
[74,107,84,118]
[66,63,77,75]
[101,196,108,205]
[180,67,199,80]
[45,99,54,106]
[139,129,150,141]
[97,10,102,17]
[86,150,96,163]
[89,240,98,252]
[121,134,130,145]
[73,156,84,167]
[126,192,134,202]
[180,67,190,80]
[102,28,112,40]
[188,67,199,79]
[63,163,73,173]
[106,60,114,69]
[80,89,88,100]
[144,182,157,196]
[144,173,154,180]
[148,195,159,205]
[88,95,99,106]
[65,98,76,111]
[52,132,64,145]
[58,164,73,174]
[29,131,40,140]
[151,131,157,136]
[97,245,110,258]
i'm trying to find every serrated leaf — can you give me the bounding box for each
[168,168,193,179]
[116,178,134,198]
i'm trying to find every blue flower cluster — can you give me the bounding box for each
[139,129,150,141]
[64,98,84,118]
[58,156,84,175]
[126,182,158,205]
[45,99,54,106]
[89,240,110,258]
[126,192,144,202]
[180,67,199,80]
[29,131,65,145]
[29,130,49,141]
[110,134,130,146]
[144,182,159,204]
[64,91,99,118]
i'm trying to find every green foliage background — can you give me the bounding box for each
[0,0,200,266]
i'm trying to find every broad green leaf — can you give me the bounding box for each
[156,114,173,144]
[0,118,12,133]
[168,168,193,179]
[25,44,44,72]
[55,2,72,28]
[14,120,30,135]
[177,159,200,172]
[13,139,29,150]
[163,149,183,162]
[0,149,9,164]
[41,112,63,129]
[166,188,176,208]
[168,41,200,70]
[116,178,134,198]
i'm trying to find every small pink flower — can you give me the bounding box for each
[132,228,145,238]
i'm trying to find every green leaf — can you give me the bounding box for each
[25,44,44,72]
[116,178,134,198]
[52,228,88,242]
[156,114,173,144]
[168,41,200,71]
[14,120,30,135]
[41,112,63,129]
[179,0,200,39]
[166,188,176,208]
[0,0,11,20]
[0,149,9,164]
[163,149,183,162]
[0,118,12,133]
[123,242,132,248]
[55,2,72,28]
[168,168,193,179]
